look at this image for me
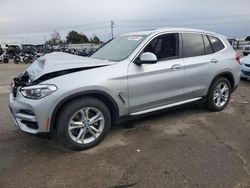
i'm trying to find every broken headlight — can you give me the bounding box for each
[20,84,57,99]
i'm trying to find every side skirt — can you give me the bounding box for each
[130,97,202,116]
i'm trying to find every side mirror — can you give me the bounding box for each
[137,52,157,65]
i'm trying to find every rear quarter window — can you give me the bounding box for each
[208,35,225,52]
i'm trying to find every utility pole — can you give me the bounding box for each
[43,35,46,44]
[111,21,114,39]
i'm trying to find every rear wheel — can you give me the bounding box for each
[57,97,111,150]
[14,57,19,64]
[205,77,231,111]
[23,57,29,64]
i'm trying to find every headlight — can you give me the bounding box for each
[20,84,57,99]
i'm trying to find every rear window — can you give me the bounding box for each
[208,36,225,52]
[182,33,204,58]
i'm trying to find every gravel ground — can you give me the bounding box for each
[0,62,250,188]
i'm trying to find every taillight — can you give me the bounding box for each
[236,54,240,64]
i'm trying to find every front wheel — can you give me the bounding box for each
[57,97,111,150]
[205,77,231,111]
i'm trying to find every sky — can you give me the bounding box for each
[0,0,250,44]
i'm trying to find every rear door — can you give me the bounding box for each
[181,33,217,99]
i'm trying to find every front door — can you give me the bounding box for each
[128,33,185,113]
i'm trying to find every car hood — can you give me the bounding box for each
[27,52,116,81]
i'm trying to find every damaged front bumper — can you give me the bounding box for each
[8,73,56,134]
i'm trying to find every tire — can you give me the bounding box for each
[23,57,29,64]
[241,77,247,80]
[3,58,8,63]
[57,97,111,150]
[14,58,19,64]
[205,77,231,111]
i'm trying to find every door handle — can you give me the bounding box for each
[171,64,182,70]
[211,59,218,63]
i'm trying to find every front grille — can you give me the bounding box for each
[245,64,250,68]
[242,70,250,76]
[21,120,38,129]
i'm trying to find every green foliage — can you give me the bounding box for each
[90,35,101,44]
[46,31,65,46]
[245,36,250,41]
[66,31,89,44]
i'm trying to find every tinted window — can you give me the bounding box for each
[143,33,179,61]
[203,35,213,55]
[208,36,225,52]
[182,33,204,58]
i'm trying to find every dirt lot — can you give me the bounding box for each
[0,62,250,188]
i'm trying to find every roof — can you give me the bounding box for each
[121,27,221,37]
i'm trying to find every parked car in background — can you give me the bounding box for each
[6,45,21,58]
[9,28,240,150]
[240,55,250,80]
[22,44,35,55]
[243,45,250,56]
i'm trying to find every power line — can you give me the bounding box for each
[115,20,250,29]
[1,15,250,42]
[0,26,110,40]
[114,13,250,23]
[0,21,109,35]
[1,13,250,36]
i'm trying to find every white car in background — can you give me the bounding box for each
[243,45,250,56]
[240,55,250,80]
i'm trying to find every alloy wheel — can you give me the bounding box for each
[213,82,230,107]
[68,107,105,144]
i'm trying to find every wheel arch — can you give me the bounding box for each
[209,71,235,92]
[50,90,120,131]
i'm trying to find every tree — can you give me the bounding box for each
[45,30,64,46]
[246,36,250,41]
[66,31,89,44]
[90,35,101,44]
[51,30,61,42]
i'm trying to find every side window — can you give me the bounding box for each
[203,35,213,55]
[208,35,225,52]
[143,33,179,61]
[182,33,204,58]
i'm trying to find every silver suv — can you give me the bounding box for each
[9,28,240,150]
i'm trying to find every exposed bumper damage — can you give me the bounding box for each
[9,52,114,134]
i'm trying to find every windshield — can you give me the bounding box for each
[91,35,146,61]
